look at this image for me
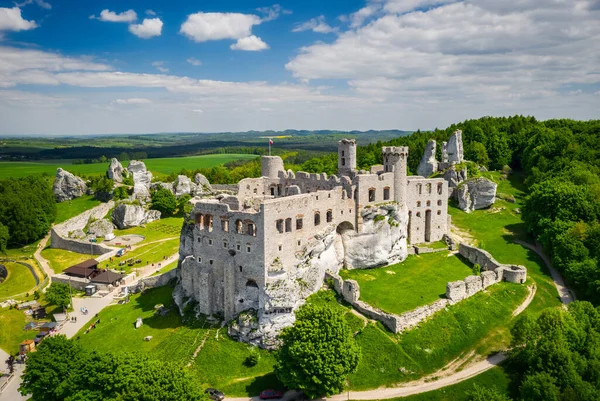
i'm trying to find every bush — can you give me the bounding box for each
[245,347,260,366]
[473,263,481,275]
[150,188,177,216]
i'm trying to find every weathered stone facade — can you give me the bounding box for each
[176,140,450,347]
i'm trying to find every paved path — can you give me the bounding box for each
[0,348,9,375]
[514,240,575,305]
[0,362,28,401]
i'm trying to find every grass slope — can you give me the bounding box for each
[0,307,37,355]
[0,154,258,178]
[41,248,93,274]
[76,286,279,397]
[55,195,101,224]
[103,239,179,273]
[341,252,473,315]
[0,262,37,299]
[112,217,183,243]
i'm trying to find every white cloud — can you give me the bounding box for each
[348,5,379,27]
[114,98,152,104]
[180,12,262,42]
[15,0,52,10]
[92,9,137,23]
[292,15,337,34]
[146,10,156,16]
[129,18,163,39]
[151,61,168,73]
[256,4,291,22]
[383,0,456,14]
[187,57,202,66]
[192,108,204,113]
[0,7,37,31]
[230,35,269,51]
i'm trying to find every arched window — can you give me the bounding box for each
[276,219,284,233]
[326,210,333,223]
[247,221,256,236]
[416,212,421,218]
[205,215,213,232]
[369,188,376,202]
[196,214,204,229]
[296,217,303,230]
[285,218,292,232]
[236,219,244,234]
[426,200,431,207]
[383,187,390,200]
[427,183,432,194]
[437,183,443,195]
[221,218,229,232]
[314,212,321,226]
[437,200,442,206]
[417,184,422,195]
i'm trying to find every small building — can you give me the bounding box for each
[53,313,68,325]
[39,322,58,335]
[63,259,99,279]
[85,285,97,296]
[32,307,47,319]
[92,270,125,287]
[19,340,36,356]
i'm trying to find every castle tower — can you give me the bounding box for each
[261,156,284,179]
[338,139,357,176]
[382,146,409,206]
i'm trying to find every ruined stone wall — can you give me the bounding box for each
[51,274,111,292]
[50,229,115,255]
[406,177,448,244]
[127,267,179,293]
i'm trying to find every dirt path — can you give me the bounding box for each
[187,330,211,367]
[512,284,536,317]
[514,240,575,305]
[33,232,52,289]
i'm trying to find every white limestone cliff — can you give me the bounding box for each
[457,177,497,212]
[127,160,152,201]
[111,203,161,229]
[107,158,126,183]
[52,168,87,202]
[417,139,438,178]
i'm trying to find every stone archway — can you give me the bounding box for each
[336,221,354,235]
[335,221,355,268]
[244,279,259,309]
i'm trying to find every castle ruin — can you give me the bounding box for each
[176,140,450,347]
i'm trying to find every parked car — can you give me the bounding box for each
[260,390,284,399]
[204,388,225,401]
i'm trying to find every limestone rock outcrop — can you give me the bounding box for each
[174,175,197,198]
[52,168,88,202]
[446,130,464,164]
[457,177,497,212]
[108,158,126,183]
[443,165,467,189]
[343,204,409,269]
[194,173,212,192]
[111,203,161,229]
[87,218,114,237]
[417,139,438,177]
[127,160,152,201]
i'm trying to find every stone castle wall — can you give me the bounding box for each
[126,267,179,294]
[458,243,527,284]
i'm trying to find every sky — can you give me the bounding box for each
[0,0,598,135]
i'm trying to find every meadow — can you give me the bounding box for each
[340,252,474,315]
[0,262,37,300]
[0,153,258,179]
[55,195,101,224]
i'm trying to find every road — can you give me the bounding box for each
[33,232,52,291]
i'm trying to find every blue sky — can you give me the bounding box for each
[0,0,599,134]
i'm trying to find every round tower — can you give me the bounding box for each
[261,156,284,179]
[382,146,409,206]
[338,139,357,176]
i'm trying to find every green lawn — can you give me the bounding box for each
[0,262,37,299]
[0,307,37,355]
[76,286,279,397]
[41,248,93,274]
[0,154,258,179]
[151,260,178,276]
[340,252,473,315]
[103,239,180,273]
[112,217,183,243]
[55,195,101,224]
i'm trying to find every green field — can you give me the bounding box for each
[41,248,93,274]
[0,153,258,178]
[0,307,37,355]
[0,262,37,299]
[112,217,183,243]
[55,195,101,224]
[340,252,473,315]
[104,239,180,273]
[76,286,280,397]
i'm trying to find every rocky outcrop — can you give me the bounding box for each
[127,160,152,201]
[107,158,126,183]
[111,203,161,229]
[194,173,212,192]
[52,168,88,202]
[343,204,409,269]
[174,175,197,198]
[417,139,438,177]
[443,165,467,189]
[457,177,497,212]
[87,218,114,237]
[446,130,464,164]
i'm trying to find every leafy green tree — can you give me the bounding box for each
[0,222,8,254]
[177,194,192,216]
[45,282,71,310]
[485,130,512,169]
[520,372,560,401]
[20,336,204,401]
[113,186,130,201]
[151,187,177,216]
[465,141,490,167]
[466,383,512,401]
[275,304,360,398]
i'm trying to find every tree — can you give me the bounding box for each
[0,222,8,254]
[275,304,360,398]
[151,187,177,216]
[45,282,71,310]
[466,384,512,401]
[20,336,204,401]
[520,372,560,401]
[465,141,490,167]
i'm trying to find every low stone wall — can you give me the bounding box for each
[51,201,117,255]
[327,243,527,334]
[459,243,527,284]
[51,274,112,292]
[126,267,180,294]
